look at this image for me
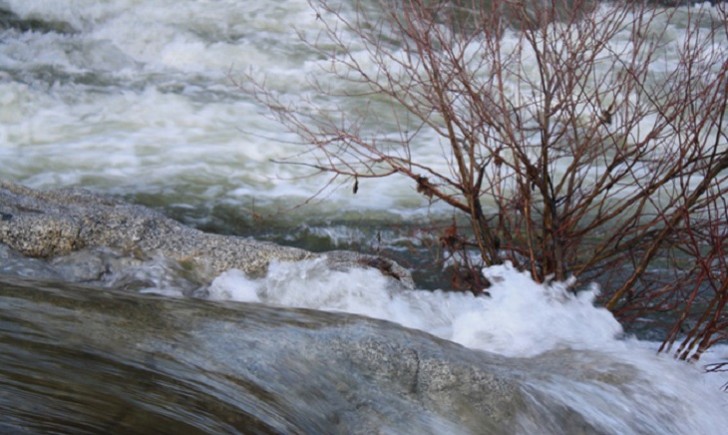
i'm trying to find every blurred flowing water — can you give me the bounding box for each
[1,0,727,433]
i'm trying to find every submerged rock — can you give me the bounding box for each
[0,276,613,434]
[0,180,413,288]
[2,182,724,434]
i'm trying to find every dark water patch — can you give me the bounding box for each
[3,65,123,90]
[0,8,77,34]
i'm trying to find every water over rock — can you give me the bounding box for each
[0,276,608,434]
[0,179,413,288]
[3,180,725,434]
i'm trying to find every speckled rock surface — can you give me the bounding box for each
[0,180,413,287]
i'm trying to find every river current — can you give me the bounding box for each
[1,0,727,433]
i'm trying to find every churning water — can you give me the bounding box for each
[1,0,727,433]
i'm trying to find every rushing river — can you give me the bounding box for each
[1,0,727,433]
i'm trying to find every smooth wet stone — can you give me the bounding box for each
[0,277,609,434]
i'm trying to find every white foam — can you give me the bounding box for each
[208,260,624,357]
[208,268,261,303]
[702,344,728,393]
[455,263,622,357]
[209,258,396,319]
[205,258,728,432]
[5,1,722,218]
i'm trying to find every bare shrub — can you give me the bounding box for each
[239,0,728,359]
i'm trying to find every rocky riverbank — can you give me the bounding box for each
[0,180,413,288]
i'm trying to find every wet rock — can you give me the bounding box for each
[0,278,527,434]
[0,180,413,287]
[1,272,710,435]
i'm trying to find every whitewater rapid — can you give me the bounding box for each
[203,258,727,390]
[1,0,727,431]
[198,258,728,433]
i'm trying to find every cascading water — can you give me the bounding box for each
[2,253,728,434]
[1,0,727,433]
